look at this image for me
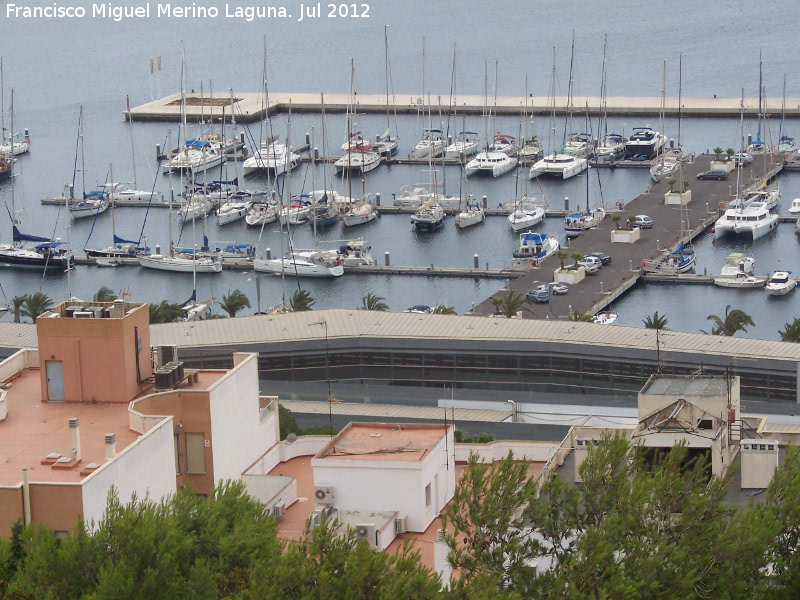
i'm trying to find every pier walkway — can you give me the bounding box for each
[127,92,800,122]
[472,154,783,319]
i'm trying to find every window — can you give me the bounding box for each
[185,432,207,474]
[425,482,432,508]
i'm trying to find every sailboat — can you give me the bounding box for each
[594,37,626,163]
[777,74,796,154]
[84,163,150,259]
[0,59,30,156]
[411,41,445,159]
[67,107,109,220]
[444,45,480,160]
[374,25,400,157]
[0,90,71,271]
[747,51,769,156]
[530,49,588,180]
[517,76,543,162]
[564,104,604,238]
[334,62,382,175]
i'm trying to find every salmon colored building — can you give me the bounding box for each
[0,301,279,537]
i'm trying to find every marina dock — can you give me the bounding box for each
[471,153,784,319]
[126,92,800,123]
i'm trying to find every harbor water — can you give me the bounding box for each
[2,0,800,340]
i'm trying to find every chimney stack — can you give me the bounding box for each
[111,298,126,319]
[69,417,81,462]
[105,433,116,460]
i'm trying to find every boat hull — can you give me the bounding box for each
[138,255,222,273]
[253,258,343,278]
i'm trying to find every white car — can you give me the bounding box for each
[577,256,602,273]
[732,151,753,165]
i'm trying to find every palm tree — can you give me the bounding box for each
[556,250,569,270]
[11,295,26,323]
[493,290,531,319]
[569,252,583,269]
[289,289,315,312]
[713,146,723,161]
[21,292,53,323]
[643,311,669,330]
[360,293,388,311]
[149,300,185,324]
[611,214,622,229]
[93,286,116,302]
[432,305,456,315]
[779,318,800,343]
[217,289,251,318]
[705,305,755,336]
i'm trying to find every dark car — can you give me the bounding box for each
[696,169,728,180]
[587,251,612,265]
[526,288,550,303]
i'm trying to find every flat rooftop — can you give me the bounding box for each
[316,423,448,462]
[640,376,731,398]
[0,367,227,486]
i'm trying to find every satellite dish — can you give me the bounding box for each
[287,433,297,443]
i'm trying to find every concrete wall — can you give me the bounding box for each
[81,416,176,529]
[37,303,151,404]
[312,428,455,533]
[454,441,558,463]
[741,440,780,489]
[28,483,83,533]
[209,354,278,485]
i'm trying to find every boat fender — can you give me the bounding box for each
[642,261,649,268]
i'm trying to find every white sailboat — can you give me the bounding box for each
[374,25,399,157]
[68,106,109,220]
[0,59,30,156]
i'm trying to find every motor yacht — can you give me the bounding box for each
[512,232,559,265]
[624,127,666,160]
[242,142,300,176]
[766,271,796,296]
[714,200,778,240]
[595,133,626,162]
[464,151,517,177]
[529,153,588,180]
[788,198,800,215]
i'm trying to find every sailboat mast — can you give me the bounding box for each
[1,58,4,142]
[384,25,390,133]
[110,163,116,240]
[565,31,575,144]
[9,89,14,223]
[757,50,763,142]
[126,95,138,189]
[780,73,786,143]
[167,128,173,255]
[677,55,683,146]
[79,106,86,198]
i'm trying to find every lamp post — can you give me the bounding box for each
[310,319,333,437]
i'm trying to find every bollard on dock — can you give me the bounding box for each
[482,195,487,208]
[156,143,162,160]
[385,251,390,266]
[564,196,569,210]
[265,248,272,260]
[375,193,381,206]
[474,253,479,269]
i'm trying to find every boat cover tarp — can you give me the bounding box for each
[113,234,139,245]
[34,241,65,250]
[13,226,51,244]
[523,233,547,244]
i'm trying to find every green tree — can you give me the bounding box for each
[705,304,755,336]
[442,452,539,593]
[148,300,185,324]
[611,213,622,228]
[217,289,251,318]
[713,146,724,160]
[569,311,594,322]
[666,177,676,192]
[779,317,800,342]
[289,289,315,312]
[642,311,668,330]
[627,214,637,228]
[359,292,388,311]
[432,305,456,315]
[21,292,53,323]
[278,403,302,440]
[726,147,735,160]
[556,250,569,270]
[764,445,800,598]
[569,252,583,269]
[492,290,530,318]
[93,286,116,302]
[11,295,25,323]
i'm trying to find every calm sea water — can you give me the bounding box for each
[2,0,800,339]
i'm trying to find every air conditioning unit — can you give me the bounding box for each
[309,508,324,528]
[322,505,337,521]
[272,501,286,518]
[157,345,177,368]
[314,484,335,506]
[395,514,408,534]
[73,311,93,319]
[355,523,376,547]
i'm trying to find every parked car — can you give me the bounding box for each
[732,151,753,165]
[577,256,602,274]
[550,283,569,295]
[587,251,612,265]
[526,287,550,303]
[696,169,728,180]
[634,215,653,229]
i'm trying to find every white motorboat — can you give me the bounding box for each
[342,201,378,227]
[529,153,588,179]
[487,133,516,155]
[163,135,227,174]
[245,201,278,226]
[593,311,618,325]
[253,253,344,278]
[778,135,797,154]
[444,132,481,159]
[564,208,605,238]
[69,191,109,220]
[334,147,382,174]
[100,182,161,203]
[465,151,517,177]
[335,240,373,265]
[412,129,445,158]
[410,199,445,231]
[766,271,796,296]
[719,252,755,277]
[714,200,778,240]
[713,272,767,288]
[788,198,800,215]
[242,141,300,176]
[465,151,517,178]
[138,253,222,273]
[508,193,547,232]
[624,127,667,160]
[595,133,626,162]
[374,129,399,157]
[512,232,559,265]
[455,200,485,229]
